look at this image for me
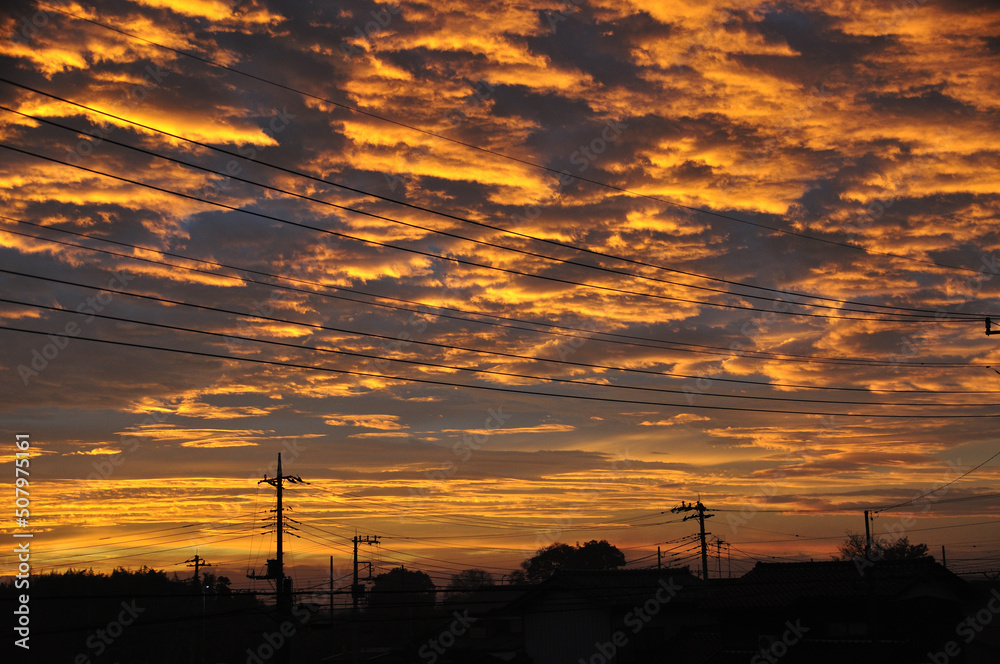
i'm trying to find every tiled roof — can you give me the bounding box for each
[709,557,973,609]
[512,567,704,610]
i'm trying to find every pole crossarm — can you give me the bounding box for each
[251,453,305,664]
[352,535,381,612]
[670,500,715,581]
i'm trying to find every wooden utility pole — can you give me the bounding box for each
[185,554,212,664]
[352,535,380,611]
[716,539,724,578]
[864,510,872,558]
[247,453,306,664]
[185,554,212,587]
[330,556,337,652]
[671,500,714,581]
[351,534,379,664]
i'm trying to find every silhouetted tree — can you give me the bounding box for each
[576,539,627,569]
[366,567,437,645]
[0,566,264,663]
[520,540,626,582]
[505,569,527,585]
[837,532,930,561]
[201,572,233,595]
[522,543,575,582]
[446,568,494,594]
[367,566,436,611]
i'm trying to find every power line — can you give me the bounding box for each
[1,141,967,324]
[96,523,200,541]
[7,294,995,408]
[907,492,1000,507]
[0,89,986,322]
[23,8,988,276]
[2,323,997,418]
[4,217,992,374]
[14,264,976,398]
[726,519,1000,545]
[875,451,1000,513]
[32,531,254,568]
[4,105,974,322]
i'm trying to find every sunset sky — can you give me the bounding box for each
[2,0,1000,595]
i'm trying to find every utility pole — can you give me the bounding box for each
[185,554,212,664]
[247,453,306,664]
[671,500,714,581]
[352,535,380,611]
[715,539,724,578]
[657,546,661,570]
[330,556,337,652]
[185,554,212,587]
[864,510,872,558]
[352,534,379,664]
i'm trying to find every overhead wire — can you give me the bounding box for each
[875,450,1000,513]
[1,141,972,325]
[5,321,995,417]
[6,294,996,408]
[6,217,997,376]
[32,531,255,568]
[6,5,1000,579]
[3,216,925,371]
[0,95,987,323]
[1,104,967,322]
[20,9,989,277]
